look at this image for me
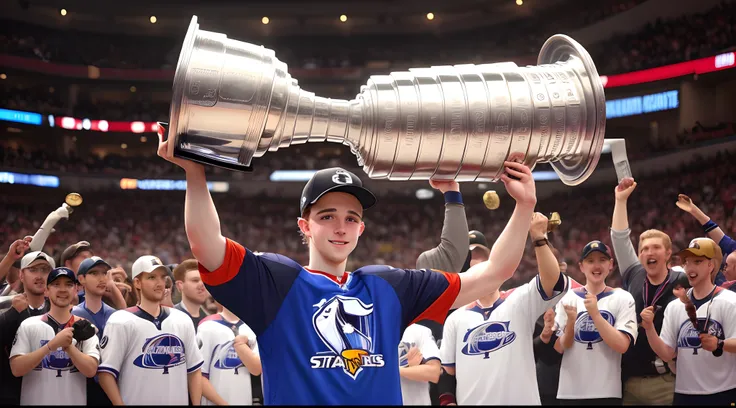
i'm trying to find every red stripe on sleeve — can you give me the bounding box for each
[198,238,246,287]
[411,271,461,325]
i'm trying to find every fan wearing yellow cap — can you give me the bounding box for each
[642,238,736,405]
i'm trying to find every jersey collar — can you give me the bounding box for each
[304,267,350,285]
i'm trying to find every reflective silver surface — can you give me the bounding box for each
[165,16,607,186]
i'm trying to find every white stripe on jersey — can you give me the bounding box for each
[555,287,637,399]
[10,315,100,405]
[97,306,204,405]
[197,316,259,405]
[440,274,569,405]
[399,324,440,406]
[660,288,736,395]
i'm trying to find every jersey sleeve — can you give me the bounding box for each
[198,238,303,337]
[554,296,569,336]
[80,333,101,363]
[526,273,570,320]
[369,267,461,331]
[439,311,458,366]
[196,324,215,377]
[9,321,33,358]
[417,326,441,363]
[659,303,678,350]
[184,319,204,373]
[97,315,129,379]
[614,291,639,346]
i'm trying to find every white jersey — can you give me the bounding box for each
[97,306,204,405]
[197,314,259,406]
[440,274,569,405]
[555,287,638,399]
[660,287,736,395]
[10,314,100,405]
[398,324,440,406]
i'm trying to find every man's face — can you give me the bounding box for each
[638,237,671,275]
[66,249,93,273]
[177,269,207,305]
[48,276,75,309]
[579,252,613,285]
[79,265,110,297]
[297,192,365,266]
[134,268,168,303]
[724,252,736,281]
[683,255,715,287]
[20,260,52,296]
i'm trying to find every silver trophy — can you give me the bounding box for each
[161,16,607,186]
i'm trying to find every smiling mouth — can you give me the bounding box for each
[646,259,657,266]
[328,240,349,246]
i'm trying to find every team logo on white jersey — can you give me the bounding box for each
[133,334,186,374]
[677,318,724,355]
[574,311,615,349]
[398,341,415,367]
[310,295,385,380]
[461,321,516,358]
[39,340,78,377]
[212,341,245,374]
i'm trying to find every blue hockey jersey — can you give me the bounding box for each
[200,238,461,405]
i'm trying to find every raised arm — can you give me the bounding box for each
[530,213,560,297]
[610,178,640,281]
[29,206,69,252]
[157,138,226,271]
[453,162,536,309]
[676,194,730,251]
[415,181,469,273]
[0,239,29,285]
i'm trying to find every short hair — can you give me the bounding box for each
[638,229,672,252]
[173,259,199,283]
[299,206,312,246]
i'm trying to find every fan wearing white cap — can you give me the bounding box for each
[97,255,203,406]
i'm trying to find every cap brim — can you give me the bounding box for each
[133,265,170,279]
[469,244,490,252]
[81,259,112,274]
[581,249,612,261]
[677,248,711,259]
[48,275,78,285]
[307,185,377,214]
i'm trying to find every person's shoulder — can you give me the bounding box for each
[197,313,223,329]
[717,288,736,303]
[612,287,635,300]
[106,307,137,324]
[19,314,43,328]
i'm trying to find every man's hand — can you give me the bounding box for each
[699,333,718,352]
[7,237,32,261]
[675,194,696,214]
[640,306,655,331]
[233,335,251,349]
[529,212,549,241]
[429,179,460,194]
[584,292,599,317]
[563,303,577,322]
[48,327,75,350]
[157,131,205,173]
[405,347,423,367]
[501,161,536,207]
[11,294,28,313]
[540,309,556,343]
[614,177,637,201]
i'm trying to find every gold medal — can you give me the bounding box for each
[65,193,83,207]
[547,212,562,232]
[483,190,500,210]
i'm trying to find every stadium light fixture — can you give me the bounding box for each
[130,86,137,93]
[426,12,434,20]
[340,14,348,23]
[121,143,128,149]
[516,0,523,5]
[262,16,270,25]
[60,9,67,16]
[140,136,148,143]
[150,16,157,24]
[0,74,6,80]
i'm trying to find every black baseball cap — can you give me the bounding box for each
[580,240,612,261]
[469,230,490,251]
[77,256,111,276]
[299,167,377,216]
[47,267,78,286]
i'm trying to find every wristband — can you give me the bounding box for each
[439,394,457,406]
[702,220,718,233]
[533,238,549,247]
[444,191,463,205]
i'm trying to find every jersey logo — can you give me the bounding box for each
[574,311,615,349]
[39,340,79,377]
[461,321,516,358]
[310,295,385,380]
[677,318,725,355]
[100,335,109,349]
[133,334,186,374]
[212,341,245,374]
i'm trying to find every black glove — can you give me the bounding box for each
[72,319,97,342]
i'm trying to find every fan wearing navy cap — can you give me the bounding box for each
[73,256,118,406]
[643,237,736,405]
[97,255,203,406]
[158,136,538,405]
[10,267,100,405]
[554,240,637,405]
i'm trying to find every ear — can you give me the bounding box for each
[297,217,311,239]
[666,248,673,261]
[78,275,86,286]
[358,221,366,237]
[175,280,184,292]
[133,277,142,291]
